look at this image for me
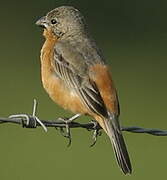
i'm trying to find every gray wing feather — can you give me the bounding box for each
[52,41,108,117]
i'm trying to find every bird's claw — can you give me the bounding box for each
[90,120,102,147]
[55,114,81,147]
[57,117,72,147]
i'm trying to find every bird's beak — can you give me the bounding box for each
[36,16,48,28]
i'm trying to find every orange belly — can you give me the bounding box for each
[43,73,89,114]
[40,29,88,114]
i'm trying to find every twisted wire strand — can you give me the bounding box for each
[0,117,167,136]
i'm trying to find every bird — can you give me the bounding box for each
[36,6,132,174]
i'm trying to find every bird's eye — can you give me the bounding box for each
[51,19,57,24]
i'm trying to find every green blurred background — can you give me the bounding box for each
[0,0,167,179]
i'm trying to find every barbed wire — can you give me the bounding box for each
[0,99,167,146]
[0,116,167,135]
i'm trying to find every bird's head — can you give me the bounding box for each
[36,6,87,39]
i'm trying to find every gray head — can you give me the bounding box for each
[36,6,87,38]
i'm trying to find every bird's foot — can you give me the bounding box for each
[90,120,102,147]
[8,99,47,132]
[56,114,81,147]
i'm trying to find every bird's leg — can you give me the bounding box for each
[90,120,102,147]
[57,114,81,147]
[8,99,47,132]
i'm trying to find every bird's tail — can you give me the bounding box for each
[102,115,132,174]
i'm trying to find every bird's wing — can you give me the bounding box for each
[52,41,108,117]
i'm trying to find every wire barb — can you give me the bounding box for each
[8,99,47,132]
